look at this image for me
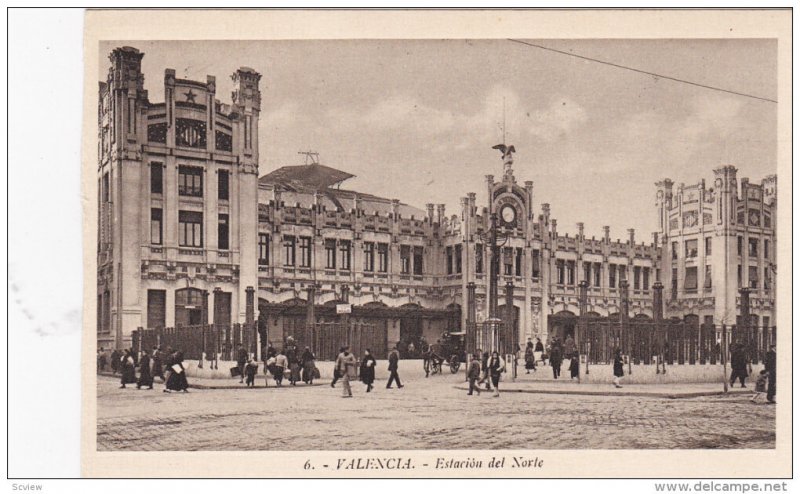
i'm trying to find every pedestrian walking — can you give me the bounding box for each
[751,369,769,404]
[550,341,563,380]
[245,358,258,387]
[386,345,404,389]
[613,348,624,388]
[136,349,154,390]
[535,337,545,364]
[330,346,345,388]
[481,351,491,390]
[97,348,107,372]
[467,352,482,396]
[569,354,579,380]
[336,346,357,398]
[300,347,316,385]
[765,344,776,403]
[119,349,136,388]
[164,351,189,393]
[487,351,506,398]
[564,335,576,359]
[110,349,121,374]
[151,346,165,382]
[236,345,248,384]
[360,349,376,392]
[285,337,300,386]
[273,350,288,387]
[524,340,536,374]
[729,343,749,388]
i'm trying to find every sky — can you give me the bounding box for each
[100,39,777,240]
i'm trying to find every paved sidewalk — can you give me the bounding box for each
[454,379,753,398]
[98,371,324,390]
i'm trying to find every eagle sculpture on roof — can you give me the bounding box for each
[492,144,516,166]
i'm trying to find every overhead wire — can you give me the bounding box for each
[507,38,777,104]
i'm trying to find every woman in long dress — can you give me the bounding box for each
[119,349,136,388]
[524,341,536,373]
[136,349,154,390]
[360,349,376,392]
[164,351,189,393]
[300,347,316,385]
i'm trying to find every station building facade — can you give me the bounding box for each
[97,47,777,353]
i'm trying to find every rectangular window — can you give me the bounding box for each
[178,165,204,197]
[566,260,575,285]
[643,267,650,291]
[363,242,375,272]
[705,237,712,256]
[764,267,770,290]
[218,214,229,250]
[685,239,698,258]
[503,247,513,276]
[400,245,411,274]
[325,239,337,269]
[737,264,742,287]
[446,246,454,275]
[218,170,229,201]
[593,262,601,287]
[258,233,270,265]
[532,249,540,278]
[146,290,167,330]
[671,268,678,299]
[704,265,712,289]
[514,248,522,277]
[556,260,565,285]
[299,237,312,268]
[737,236,743,256]
[178,210,203,247]
[475,244,484,274]
[457,245,464,275]
[376,243,388,272]
[583,262,591,284]
[609,263,616,288]
[150,208,162,245]
[748,266,758,289]
[102,172,110,202]
[633,266,641,290]
[748,238,758,258]
[150,163,163,194]
[764,239,770,260]
[683,266,697,292]
[283,236,296,266]
[671,241,678,260]
[340,240,352,271]
[413,246,424,275]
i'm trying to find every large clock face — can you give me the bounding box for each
[501,205,516,224]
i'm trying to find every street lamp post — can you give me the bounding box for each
[478,212,510,354]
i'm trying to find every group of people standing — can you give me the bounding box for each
[101,346,189,393]
[258,337,319,387]
[333,345,403,397]
[467,349,506,397]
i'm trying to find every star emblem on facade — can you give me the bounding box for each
[184,90,197,103]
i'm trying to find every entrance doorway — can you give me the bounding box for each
[548,310,577,343]
[175,288,204,327]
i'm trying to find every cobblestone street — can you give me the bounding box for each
[96,370,775,451]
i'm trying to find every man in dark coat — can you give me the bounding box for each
[110,349,120,374]
[467,351,482,396]
[550,340,563,379]
[236,345,248,384]
[151,346,165,382]
[137,350,154,390]
[386,345,403,389]
[613,348,624,388]
[764,344,776,403]
[729,343,749,388]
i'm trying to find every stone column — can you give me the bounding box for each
[578,280,588,377]
[739,287,750,346]
[245,286,255,357]
[505,281,515,355]
[620,280,631,373]
[653,281,665,373]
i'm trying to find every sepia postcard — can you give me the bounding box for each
[81,9,792,478]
